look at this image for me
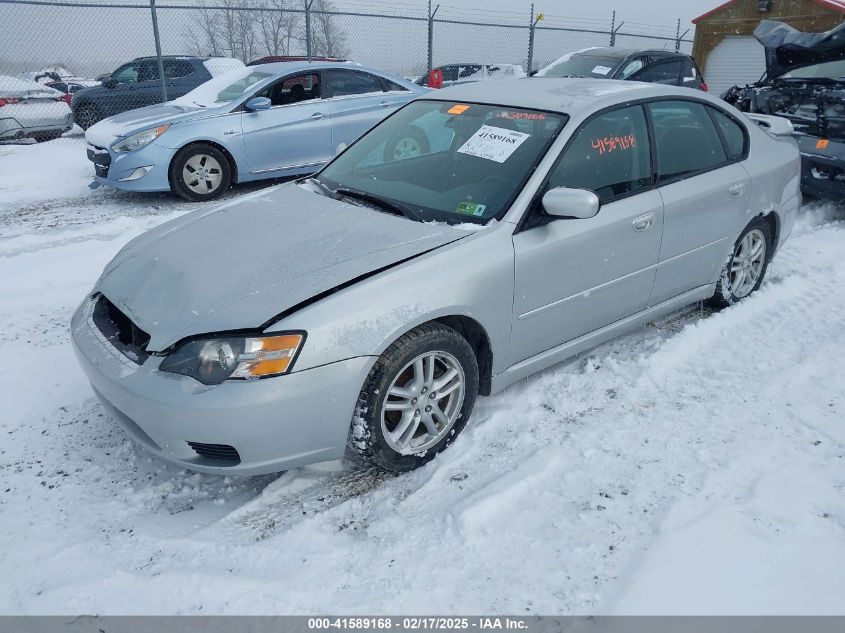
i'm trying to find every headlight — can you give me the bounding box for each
[111,124,170,153]
[159,333,305,385]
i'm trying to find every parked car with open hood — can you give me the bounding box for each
[0,75,72,142]
[71,55,244,130]
[83,61,426,200]
[72,78,800,475]
[534,47,707,91]
[723,20,845,201]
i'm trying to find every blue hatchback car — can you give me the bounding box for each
[84,62,428,200]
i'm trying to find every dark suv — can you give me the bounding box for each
[533,48,707,91]
[72,56,240,129]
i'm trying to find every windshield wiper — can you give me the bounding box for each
[334,187,421,221]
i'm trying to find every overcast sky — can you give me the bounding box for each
[347,0,718,31]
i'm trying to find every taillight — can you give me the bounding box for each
[0,97,20,107]
[700,81,709,92]
[59,94,71,105]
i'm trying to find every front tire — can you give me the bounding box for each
[383,126,430,162]
[710,216,772,308]
[349,323,479,473]
[169,143,232,201]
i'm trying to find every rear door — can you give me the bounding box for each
[241,71,331,175]
[163,59,199,99]
[324,69,396,154]
[648,99,752,305]
[511,104,664,363]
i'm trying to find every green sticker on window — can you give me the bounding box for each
[456,201,487,216]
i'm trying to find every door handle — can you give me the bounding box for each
[379,100,392,107]
[310,112,325,120]
[729,182,745,197]
[632,213,655,232]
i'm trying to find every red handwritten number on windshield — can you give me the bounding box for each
[591,134,636,155]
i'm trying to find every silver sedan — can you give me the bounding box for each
[71,78,801,474]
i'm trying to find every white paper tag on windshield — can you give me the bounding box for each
[592,65,612,75]
[457,125,530,163]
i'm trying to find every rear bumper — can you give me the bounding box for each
[70,295,375,475]
[798,136,845,201]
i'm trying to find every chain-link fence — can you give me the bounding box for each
[0,0,693,143]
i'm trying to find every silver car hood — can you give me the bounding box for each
[97,183,468,351]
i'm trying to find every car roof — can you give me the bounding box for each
[424,77,711,117]
[571,47,688,59]
[247,60,382,74]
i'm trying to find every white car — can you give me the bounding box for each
[0,76,72,142]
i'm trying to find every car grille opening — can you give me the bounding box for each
[187,442,241,463]
[91,294,151,364]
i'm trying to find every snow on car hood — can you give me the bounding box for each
[96,182,469,351]
[756,19,845,78]
[84,103,212,148]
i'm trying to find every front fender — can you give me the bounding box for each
[267,225,516,378]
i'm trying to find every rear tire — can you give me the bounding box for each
[348,323,478,473]
[169,143,232,202]
[709,216,772,309]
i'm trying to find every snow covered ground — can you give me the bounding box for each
[0,140,843,615]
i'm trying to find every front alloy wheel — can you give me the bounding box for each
[170,143,232,201]
[349,323,478,472]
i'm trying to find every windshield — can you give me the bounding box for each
[781,59,845,79]
[171,68,273,107]
[315,100,566,224]
[540,55,621,78]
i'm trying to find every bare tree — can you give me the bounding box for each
[310,0,349,58]
[258,0,302,56]
[184,6,223,57]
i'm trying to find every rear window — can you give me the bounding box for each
[649,101,727,181]
[540,55,621,79]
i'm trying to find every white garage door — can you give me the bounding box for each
[704,36,767,96]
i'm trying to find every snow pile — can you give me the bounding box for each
[202,57,246,78]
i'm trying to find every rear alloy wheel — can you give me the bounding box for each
[383,126,430,162]
[74,104,101,130]
[711,217,772,308]
[170,143,232,201]
[349,323,478,472]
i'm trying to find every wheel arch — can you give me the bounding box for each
[168,139,240,187]
[759,209,780,256]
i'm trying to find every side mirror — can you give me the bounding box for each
[103,78,117,89]
[542,187,600,219]
[244,96,272,112]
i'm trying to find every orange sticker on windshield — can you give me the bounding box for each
[817,138,829,149]
[591,134,636,155]
[448,104,470,115]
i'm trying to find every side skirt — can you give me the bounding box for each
[490,284,715,394]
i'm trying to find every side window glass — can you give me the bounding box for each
[137,61,160,83]
[681,59,698,84]
[710,107,747,161]
[383,78,410,92]
[261,73,320,106]
[548,105,651,203]
[327,70,383,97]
[164,60,194,79]
[441,66,459,82]
[618,58,644,80]
[112,62,140,84]
[649,100,727,182]
[632,59,683,85]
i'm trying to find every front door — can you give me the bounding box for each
[241,72,332,175]
[511,104,663,364]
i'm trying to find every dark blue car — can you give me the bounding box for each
[72,56,243,129]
